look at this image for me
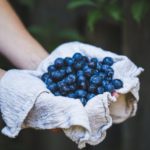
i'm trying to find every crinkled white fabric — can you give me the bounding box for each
[37,41,143,147]
[0,69,49,137]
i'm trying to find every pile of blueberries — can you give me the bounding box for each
[41,53,123,106]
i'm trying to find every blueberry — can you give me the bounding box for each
[99,72,106,80]
[75,90,87,98]
[47,83,58,92]
[82,56,89,63]
[103,57,114,66]
[73,61,84,70]
[69,84,77,91]
[59,69,66,77]
[41,73,49,82]
[78,82,87,90]
[67,93,77,98]
[84,67,93,77]
[61,85,70,92]
[96,62,102,71]
[73,53,83,61]
[54,91,61,96]
[80,98,87,106]
[112,79,123,89]
[76,70,84,76]
[77,75,86,82]
[65,74,76,85]
[91,58,98,63]
[60,90,67,96]
[66,66,73,74]
[87,93,95,100]
[104,83,115,92]
[51,71,63,81]
[88,61,96,68]
[54,58,64,68]
[93,69,99,75]
[45,78,53,85]
[106,67,114,77]
[102,80,109,87]
[48,65,56,72]
[88,84,97,93]
[101,64,110,72]
[90,75,102,85]
[106,76,112,81]
[64,57,74,66]
[57,80,66,88]
[97,87,105,94]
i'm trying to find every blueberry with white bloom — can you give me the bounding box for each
[103,57,114,66]
[112,79,123,89]
[90,75,102,85]
[75,90,87,98]
[54,58,64,68]
[97,87,105,94]
[64,57,74,66]
[87,93,95,100]
[65,74,76,85]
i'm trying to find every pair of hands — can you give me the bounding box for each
[0,42,142,148]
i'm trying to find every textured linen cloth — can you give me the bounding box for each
[0,41,143,149]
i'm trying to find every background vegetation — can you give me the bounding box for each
[0,0,150,150]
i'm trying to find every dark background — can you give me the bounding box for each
[0,0,150,150]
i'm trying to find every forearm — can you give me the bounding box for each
[0,0,48,69]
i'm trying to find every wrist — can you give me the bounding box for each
[0,69,6,79]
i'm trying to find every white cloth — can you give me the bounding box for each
[0,41,143,149]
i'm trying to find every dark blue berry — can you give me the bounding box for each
[73,61,84,70]
[59,69,66,77]
[75,90,87,98]
[112,79,123,89]
[45,78,53,85]
[88,84,97,93]
[104,83,115,92]
[88,61,96,68]
[101,64,110,72]
[97,87,105,94]
[41,73,49,82]
[82,56,89,63]
[47,83,58,92]
[66,66,73,74]
[102,80,109,87]
[69,84,77,91]
[73,53,83,61]
[77,75,86,82]
[80,98,87,106]
[90,75,102,85]
[91,58,98,63]
[77,70,84,76]
[65,74,76,85]
[78,82,87,90]
[93,69,99,75]
[99,72,106,80]
[54,91,61,96]
[106,67,114,77]
[61,85,70,92]
[103,57,114,66]
[64,57,74,66]
[51,71,63,81]
[84,67,93,77]
[87,93,95,100]
[54,58,64,68]
[67,93,77,98]
[57,80,66,88]
[48,65,56,72]
[96,62,102,71]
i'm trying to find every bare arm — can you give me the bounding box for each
[0,0,48,70]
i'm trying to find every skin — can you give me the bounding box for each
[0,0,48,78]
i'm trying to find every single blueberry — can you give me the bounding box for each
[103,57,114,66]
[47,65,56,72]
[75,90,87,98]
[78,82,87,90]
[76,70,84,76]
[106,67,114,77]
[47,83,58,92]
[101,80,109,87]
[101,64,110,72]
[80,98,87,106]
[60,90,67,96]
[73,53,83,61]
[66,66,73,74]
[73,61,84,70]
[77,75,86,82]
[112,79,123,89]
[67,93,77,98]
[84,67,93,77]
[88,84,97,93]
[106,76,112,81]
[51,71,63,81]
[97,87,105,94]
[82,56,89,63]
[54,58,64,68]
[65,74,76,85]
[93,69,99,75]
[45,78,53,85]
[87,93,95,100]
[69,84,77,91]
[90,75,102,85]
[96,62,102,71]
[59,69,66,77]
[91,58,98,63]
[104,83,115,93]
[88,61,96,68]
[64,57,74,66]
[41,73,49,82]
[57,80,66,89]
[61,85,70,92]
[54,91,61,96]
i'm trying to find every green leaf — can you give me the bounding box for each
[68,0,95,9]
[106,4,123,22]
[131,1,150,23]
[87,10,102,32]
